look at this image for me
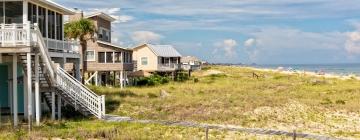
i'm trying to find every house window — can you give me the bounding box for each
[56,13,63,40]
[141,57,148,65]
[106,52,113,63]
[38,6,46,37]
[98,52,105,63]
[85,50,95,61]
[98,27,110,42]
[48,10,55,39]
[4,2,23,24]
[114,52,122,63]
[27,3,37,24]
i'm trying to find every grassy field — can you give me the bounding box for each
[1,66,360,139]
[90,66,360,139]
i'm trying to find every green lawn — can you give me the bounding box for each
[91,66,360,139]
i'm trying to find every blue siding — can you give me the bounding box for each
[0,64,9,108]
[0,63,24,113]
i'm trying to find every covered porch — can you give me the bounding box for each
[158,57,181,71]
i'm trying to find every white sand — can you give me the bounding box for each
[244,66,360,80]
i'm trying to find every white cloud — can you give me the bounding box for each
[244,38,257,47]
[214,39,238,57]
[345,31,360,55]
[243,27,347,63]
[116,15,134,23]
[131,31,163,44]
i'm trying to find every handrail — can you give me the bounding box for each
[0,23,105,119]
[33,23,104,119]
[56,67,105,118]
[58,67,100,99]
[33,24,56,83]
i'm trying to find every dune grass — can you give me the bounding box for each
[0,119,293,140]
[89,66,360,139]
[2,66,359,139]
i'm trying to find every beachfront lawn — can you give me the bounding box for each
[90,66,360,139]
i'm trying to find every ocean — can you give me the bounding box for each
[255,63,360,76]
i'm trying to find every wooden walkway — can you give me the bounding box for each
[104,115,345,140]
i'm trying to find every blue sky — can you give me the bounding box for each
[54,0,360,64]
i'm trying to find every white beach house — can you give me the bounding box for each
[0,0,105,127]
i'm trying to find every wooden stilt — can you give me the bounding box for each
[35,53,40,126]
[51,92,55,120]
[57,95,61,120]
[12,54,18,127]
[26,53,32,130]
[120,71,124,89]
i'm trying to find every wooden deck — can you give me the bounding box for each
[0,46,32,53]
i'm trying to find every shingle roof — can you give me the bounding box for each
[147,44,182,57]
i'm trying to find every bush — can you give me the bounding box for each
[335,100,346,105]
[194,78,199,83]
[175,72,189,82]
[135,74,170,86]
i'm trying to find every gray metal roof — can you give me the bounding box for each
[148,44,182,57]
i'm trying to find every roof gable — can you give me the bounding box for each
[85,12,116,22]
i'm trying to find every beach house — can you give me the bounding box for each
[69,11,133,88]
[132,44,182,74]
[0,0,105,127]
[181,56,202,71]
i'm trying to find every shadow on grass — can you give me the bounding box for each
[105,90,139,113]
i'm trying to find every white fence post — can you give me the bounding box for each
[102,95,106,118]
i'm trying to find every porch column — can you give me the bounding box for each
[75,59,81,81]
[95,71,98,86]
[51,92,55,120]
[23,71,28,120]
[124,71,127,87]
[12,54,18,126]
[22,0,28,23]
[35,54,40,126]
[60,58,66,69]
[57,95,61,120]
[26,53,32,128]
[120,71,124,89]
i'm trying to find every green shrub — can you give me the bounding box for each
[135,74,170,86]
[335,100,346,105]
[201,66,212,71]
[175,72,189,82]
[147,93,159,98]
[194,78,199,83]
[320,98,333,105]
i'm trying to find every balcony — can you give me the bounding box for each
[158,63,180,71]
[0,23,80,54]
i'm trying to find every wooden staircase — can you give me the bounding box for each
[15,24,105,119]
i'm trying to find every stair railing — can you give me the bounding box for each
[32,23,105,119]
[56,67,105,118]
[33,23,56,84]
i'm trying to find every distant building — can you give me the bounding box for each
[181,56,202,71]
[69,11,133,88]
[132,44,182,73]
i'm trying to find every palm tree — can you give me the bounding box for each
[65,18,96,83]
